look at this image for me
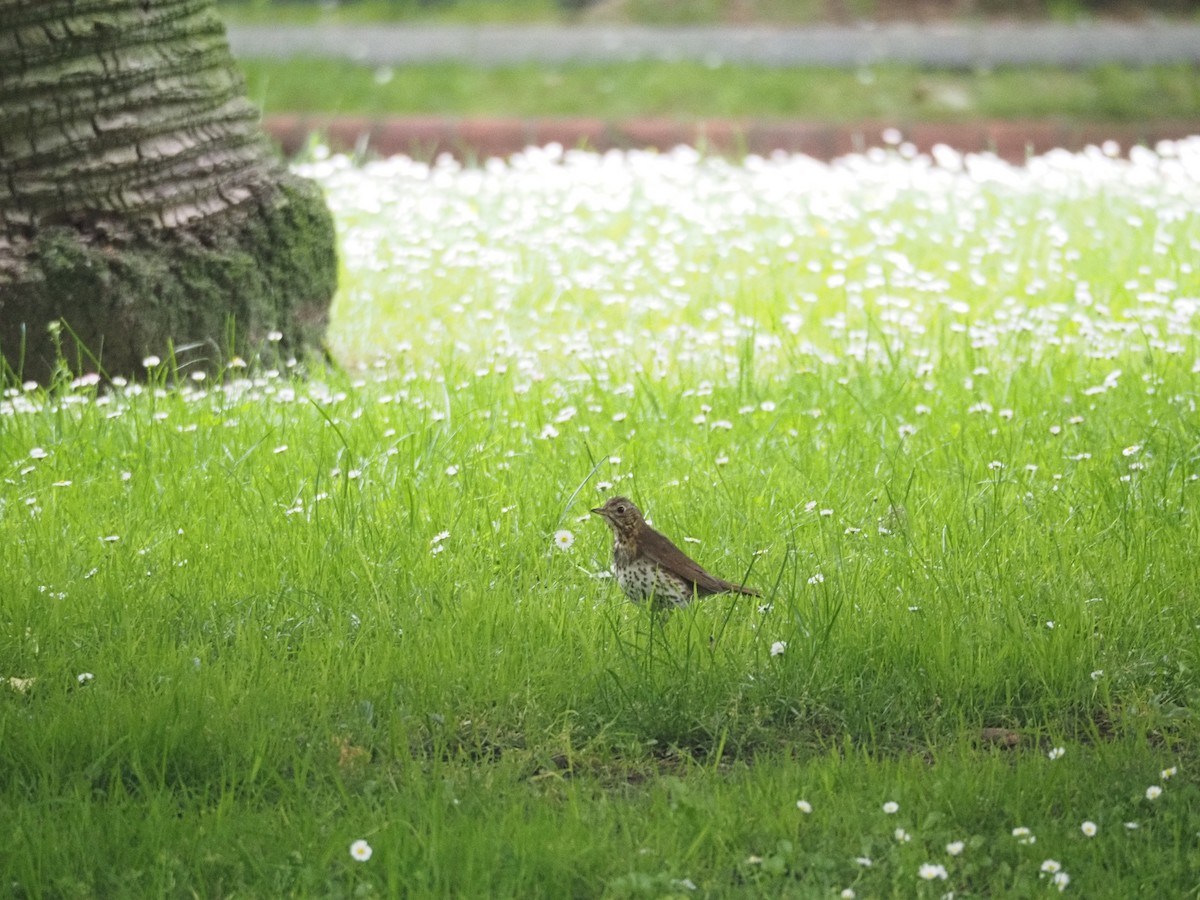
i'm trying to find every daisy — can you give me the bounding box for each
[918,863,948,881]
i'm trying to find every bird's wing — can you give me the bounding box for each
[639,527,759,596]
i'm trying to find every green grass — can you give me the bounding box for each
[237,58,1200,122]
[4,145,1200,896]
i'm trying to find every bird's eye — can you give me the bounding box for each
[616,505,626,514]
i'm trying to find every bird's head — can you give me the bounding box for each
[590,496,645,537]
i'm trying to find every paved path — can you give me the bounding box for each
[228,21,1200,67]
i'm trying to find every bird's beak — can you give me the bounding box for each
[590,506,604,516]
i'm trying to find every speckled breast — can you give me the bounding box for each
[614,556,693,607]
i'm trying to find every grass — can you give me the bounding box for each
[4,142,1200,896]
[236,58,1200,123]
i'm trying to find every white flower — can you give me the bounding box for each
[553,529,575,551]
[431,531,450,545]
[1053,871,1070,891]
[1124,821,1139,830]
[77,672,94,685]
[274,445,288,454]
[918,863,948,880]
[142,355,161,368]
[946,840,964,856]
[445,464,459,476]
[1161,766,1178,780]
[350,839,372,861]
[1122,444,1142,457]
[882,801,899,814]
[795,799,812,813]
[840,890,855,899]
[854,857,872,867]
[1081,820,1097,837]
[1012,827,1036,844]
[1040,859,1061,873]
[894,828,911,843]
[267,330,284,342]
[1145,785,1162,800]
[808,573,825,585]
[29,447,49,459]
[770,641,788,657]
[1090,670,1104,681]
[1048,746,1065,760]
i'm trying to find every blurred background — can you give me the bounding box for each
[219,0,1200,161]
[221,0,1200,22]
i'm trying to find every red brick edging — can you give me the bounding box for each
[264,114,1199,164]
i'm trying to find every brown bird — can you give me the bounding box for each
[590,496,760,608]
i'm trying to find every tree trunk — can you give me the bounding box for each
[0,0,337,383]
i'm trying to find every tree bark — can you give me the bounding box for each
[0,0,337,383]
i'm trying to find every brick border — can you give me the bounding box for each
[264,115,1198,164]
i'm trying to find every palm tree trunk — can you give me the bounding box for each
[0,0,336,382]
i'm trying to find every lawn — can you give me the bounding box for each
[236,58,1200,124]
[3,140,1200,897]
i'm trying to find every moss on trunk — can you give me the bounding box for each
[2,174,335,382]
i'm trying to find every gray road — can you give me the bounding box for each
[226,21,1200,67]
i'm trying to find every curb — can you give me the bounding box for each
[264,115,1199,163]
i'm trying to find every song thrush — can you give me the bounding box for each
[590,496,760,608]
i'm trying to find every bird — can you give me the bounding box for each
[590,496,760,608]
